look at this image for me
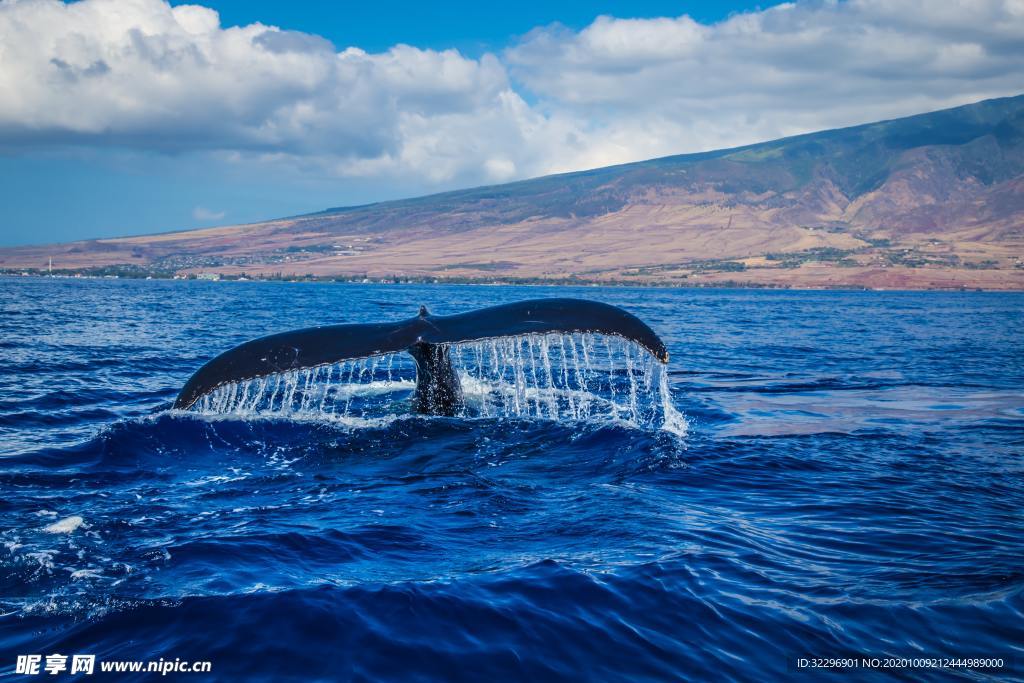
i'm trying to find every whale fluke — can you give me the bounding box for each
[174,298,668,415]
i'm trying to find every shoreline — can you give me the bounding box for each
[3,271,1021,293]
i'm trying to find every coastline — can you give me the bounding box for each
[4,270,1023,292]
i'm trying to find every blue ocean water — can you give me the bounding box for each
[1,278,1022,681]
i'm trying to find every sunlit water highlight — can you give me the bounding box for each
[1,279,1022,681]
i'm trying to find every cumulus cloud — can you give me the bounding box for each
[506,0,1024,159]
[0,0,1022,189]
[0,0,534,185]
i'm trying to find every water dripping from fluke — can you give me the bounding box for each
[174,300,686,436]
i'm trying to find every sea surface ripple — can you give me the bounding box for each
[1,279,1023,681]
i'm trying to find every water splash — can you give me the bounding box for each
[193,353,416,421]
[185,333,686,435]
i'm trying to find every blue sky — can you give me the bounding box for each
[189,1,769,54]
[0,0,1021,246]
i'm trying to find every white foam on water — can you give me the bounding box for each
[174,409,407,431]
[69,568,103,580]
[183,473,250,487]
[24,550,56,570]
[43,516,85,534]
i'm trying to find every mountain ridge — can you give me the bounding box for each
[3,94,1024,289]
[308,93,1023,215]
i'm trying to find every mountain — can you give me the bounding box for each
[3,94,1024,289]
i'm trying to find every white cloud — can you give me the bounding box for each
[0,0,524,185]
[192,206,225,221]
[506,0,1024,163]
[0,0,1022,191]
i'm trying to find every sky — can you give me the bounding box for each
[0,0,1022,246]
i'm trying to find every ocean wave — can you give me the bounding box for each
[2,281,1023,680]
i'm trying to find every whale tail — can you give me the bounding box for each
[173,298,668,415]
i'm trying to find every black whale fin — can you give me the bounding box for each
[173,298,668,411]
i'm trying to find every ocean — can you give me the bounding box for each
[1,278,1022,680]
